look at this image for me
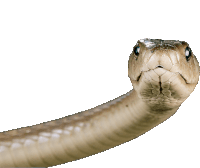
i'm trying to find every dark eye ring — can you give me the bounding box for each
[185,46,192,61]
[134,46,140,56]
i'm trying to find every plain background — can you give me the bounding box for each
[0,1,199,168]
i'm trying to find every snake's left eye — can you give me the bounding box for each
[134,46,140,56]
[185,46,192,61]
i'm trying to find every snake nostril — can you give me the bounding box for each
[156,65,164,68]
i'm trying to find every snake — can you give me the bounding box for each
[0,38,199,167]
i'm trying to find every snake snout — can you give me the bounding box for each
[147,50,175,71]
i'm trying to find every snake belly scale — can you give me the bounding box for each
[0,39,199,167]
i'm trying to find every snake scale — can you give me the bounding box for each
[0,39,199,167]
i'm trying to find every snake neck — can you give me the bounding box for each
[127,89,179,118]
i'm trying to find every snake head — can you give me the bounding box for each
[128,39,199,111]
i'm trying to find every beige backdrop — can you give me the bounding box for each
[0,1,199,168]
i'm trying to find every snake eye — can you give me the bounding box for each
[185,46,192,61]
[134,46,140,56]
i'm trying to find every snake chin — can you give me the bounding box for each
[131,70,191,112]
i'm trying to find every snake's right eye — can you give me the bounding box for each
[134,46,140,56]
[185,46,192,61]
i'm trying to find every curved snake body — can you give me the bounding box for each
[0,39,199,167]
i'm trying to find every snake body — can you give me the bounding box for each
[0,39,199,167]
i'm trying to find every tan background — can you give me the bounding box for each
[0,1,199,168]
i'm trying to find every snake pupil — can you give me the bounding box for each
[185,46,192,61]
[134,46,140,56]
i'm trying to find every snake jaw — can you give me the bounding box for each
[134,68,190,100]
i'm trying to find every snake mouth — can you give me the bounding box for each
[136,69,188,84]
[179,73,188,84]
[136,73,142,81]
